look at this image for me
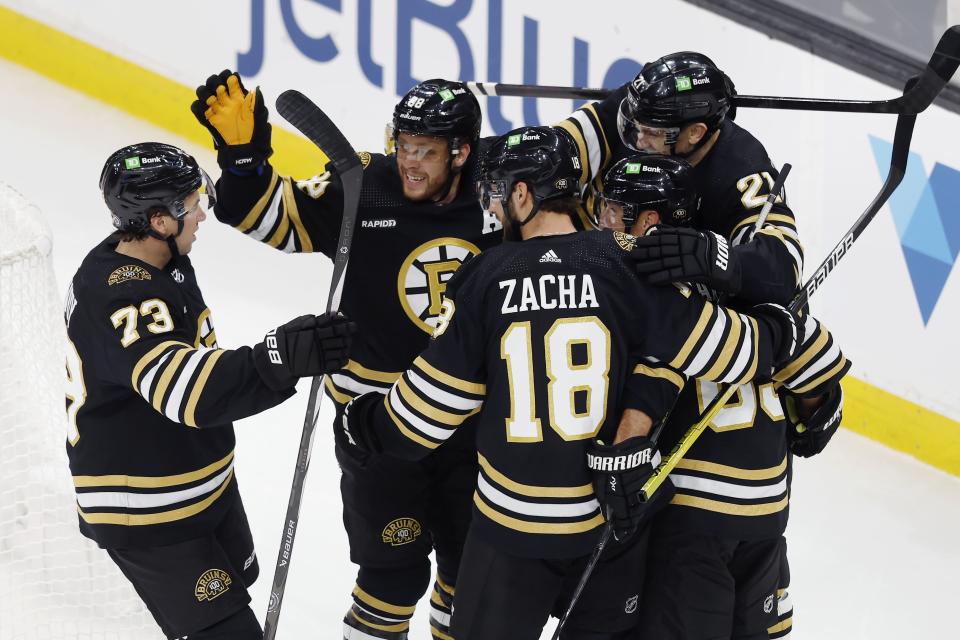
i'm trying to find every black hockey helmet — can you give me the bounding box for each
[618,52,736,154]
[391,78,482,150]
[593,155,699,230]
[100,142,215,234]
[478,126,581,227]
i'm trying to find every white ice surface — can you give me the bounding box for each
[2,58,959,639]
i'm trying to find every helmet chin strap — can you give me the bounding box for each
[673,122,719,159]
[431,138,469,204]
[146,217,185,260]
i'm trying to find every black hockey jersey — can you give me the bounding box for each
[214,148,503,412]
[360,230,799,559]
[562,87,815,539]
[65,234,294,548]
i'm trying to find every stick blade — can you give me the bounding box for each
[276,89,362,174]
[900,25,960,113]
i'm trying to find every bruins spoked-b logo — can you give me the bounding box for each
[382,517,422,546]
[398,238,480,334]
[195,568,232,602]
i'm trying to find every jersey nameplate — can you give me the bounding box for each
[107,265,151,286]
[498,274,599,314]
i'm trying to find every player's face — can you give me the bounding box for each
[596,201,628,232]
[175,191,206,255]
[631,124,671,154]
[396,133,452,201]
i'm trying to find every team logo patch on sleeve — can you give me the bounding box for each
[195,568,232,602]
[612,231,637,252]
[398,238,480,334]
[107,265,152,285]
[357,151,372,168]
[382,517,422,546]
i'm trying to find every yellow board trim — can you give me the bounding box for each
[78,469,234,525]
[478,453,593,498]
[0,6,328,177]
[842,376,960,476]
[474,492,605,534]
[352,585,417,616]
[73,450,234,488]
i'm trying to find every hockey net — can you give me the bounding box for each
[0,183,160,639]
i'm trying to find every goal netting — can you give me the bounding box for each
[0,183,161,639]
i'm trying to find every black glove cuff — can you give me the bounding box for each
[253,340,298,391]
[216,140,273,171]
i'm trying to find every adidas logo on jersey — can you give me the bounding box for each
[361,219,397,228]
[539,250,561,263]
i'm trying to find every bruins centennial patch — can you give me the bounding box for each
[195,568,232,602]
[357,150,373,168]
[397,238,480,334]
[612,231,637,252]
[382,517,422,546]
[107,265,151,286]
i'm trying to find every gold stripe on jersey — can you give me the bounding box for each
[670,493,789,517]
[435,575,455,595]
[478,453,593,498]
[473,492,605,535]
[700,308,744,381]
[790,356,848,395]
[279,176,313,252]
[184,349,227,427]
[739,316,761,386]
[324,375,355,404]
[73,450,235,488]
[349,611,409,633]
[396,378,480,426]
[431,625,455,640]
[236,170,280,233]
[344,359,402,384]
[194,308,211,347]
[730,213,797,236]
[669,302,715,370]
[674,454,788,481]
[384,397,442,450]
[633,362,685,390]
[413,356,486,395]
[774,323,829,381]
[353,584,417,616]
[78,468,234,526]
[150,348,191,412]
[266,191,292,248]
[131,340,191,388]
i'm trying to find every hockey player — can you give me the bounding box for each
[594,150,842,638]
[190,71,502,639]
[338,127,850,640]
[65,142,354,640]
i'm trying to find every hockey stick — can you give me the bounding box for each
[263,90,362,640]
[466,24,960,114]
[640,78,918,502]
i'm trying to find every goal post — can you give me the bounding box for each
[0,183,161,639]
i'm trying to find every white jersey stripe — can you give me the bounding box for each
[685,306,727,376]
[163,347,214,422]
[407,370,482,412]
[476,474,600,518]
[671,472,788,500]
[388,389,457,441]
[76,461,234,509]
[247,185,283,242]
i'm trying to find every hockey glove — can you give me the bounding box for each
[630,226,742,295]
[782,383,844,458]
[340,392,384,454]
[191,69,273,171]
[253,312,356,391]
[587,437,675,541]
